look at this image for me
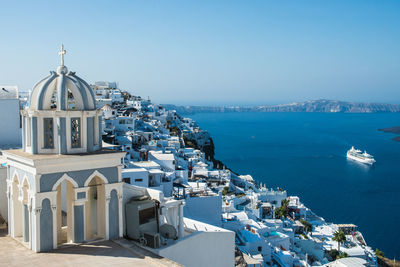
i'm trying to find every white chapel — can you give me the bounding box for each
[2,46,125,252]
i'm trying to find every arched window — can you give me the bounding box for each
[67,88,76,110]
[71,118,81,148]
[43,118,54,148]
[50,88,57,109]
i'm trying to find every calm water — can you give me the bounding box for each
[189,112,400,259]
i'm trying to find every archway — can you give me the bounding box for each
[85,176,106,240]
[21,179,30,243]
[55,179,75,245]
[67,88,77,110]
[12,175,22,239]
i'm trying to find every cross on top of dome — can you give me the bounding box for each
[29,45,96,111]
[59,44,66,66]
[57,44,68,74]
[23,45,100,154]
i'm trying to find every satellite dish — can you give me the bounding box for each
[160,224,178,240]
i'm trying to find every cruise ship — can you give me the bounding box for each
[347,146,376,165]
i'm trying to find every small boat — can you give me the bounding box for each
[347,146,376,165]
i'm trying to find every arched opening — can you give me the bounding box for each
[65,80,85,110]
[50,88,57,109]
[85,176,106,241]
[67,88,77,110]
[21,179,30,243]
[56,179,75,245]
[12,175,22,239]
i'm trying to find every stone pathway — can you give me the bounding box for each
[0,227,176,267]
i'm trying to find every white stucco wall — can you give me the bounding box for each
[183,195,222,226]
[0,166,8,222]
[122,168,149,188]
[295,237,324,261]
[148,152,175,171]
[122,183,148,236]
[0,99,21,148]
[258,191,287,208]
[158,230,235,267]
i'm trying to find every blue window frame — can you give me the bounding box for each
[71,117,81,148]
[43,118,54,148]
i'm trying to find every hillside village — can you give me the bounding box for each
[83,82,379,266]
[0,66,378,266]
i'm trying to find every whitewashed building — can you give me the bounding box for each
[0,86,22,148]
[91,81,123,107]
[148,150,176,171]
[2,46,125,252]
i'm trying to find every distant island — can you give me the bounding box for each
[378,126,400,142]
[163,99,400,115]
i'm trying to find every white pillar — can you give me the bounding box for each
[82,203,86,241]
[6,184,12,236]
[117,165,122,182]
[28,203,32,249]
[105,195,110,240]
[178,202,184,238]
[51,204,57,249]
[66,182,75,243]
[118,192,123,238]
[33,207,41,252]
[22,204,29,242]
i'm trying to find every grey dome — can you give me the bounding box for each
[29,69,96,111]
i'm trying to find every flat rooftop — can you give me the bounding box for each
[337,224,357,228]
[3,148,125,160]
[131,161,160,168]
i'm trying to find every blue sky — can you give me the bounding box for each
[1,0,399,105]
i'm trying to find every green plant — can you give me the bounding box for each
[281,198,290,207]
[327,249,348,260]
[274,198,290,219]
[375,248,385,258]
[332,230,346,252]
[222,186,229,196]
[337,252,348,259]
[328,249,339,260]
[300,233,308,239]
[169,126,180,136]
[183,135,199,149]
[299,219,313,233]
[274,206,288,219]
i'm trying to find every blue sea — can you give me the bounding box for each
[188,112,400,259]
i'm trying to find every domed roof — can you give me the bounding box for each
[29,45,96,111]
